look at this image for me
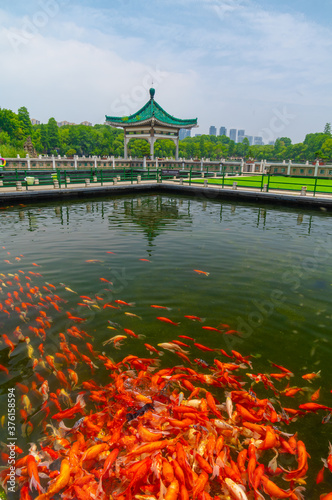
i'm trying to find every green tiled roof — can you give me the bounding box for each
[106,90,197,128]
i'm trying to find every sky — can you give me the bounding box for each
[0,0,331,144]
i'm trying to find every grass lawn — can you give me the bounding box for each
[190,175,332,193]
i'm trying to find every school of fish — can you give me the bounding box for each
[0,253,332,500]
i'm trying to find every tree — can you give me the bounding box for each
[323,123,331,136]
[47,118,60,152]
[18,106,32,138]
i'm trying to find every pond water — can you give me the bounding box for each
[0,193,331,498]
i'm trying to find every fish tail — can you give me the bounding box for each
[158,351,164,356]
[138,334,146,340]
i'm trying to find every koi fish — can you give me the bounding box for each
[184,315,205,321]
[123,328,145,340]
[193,269,210,276]
[139,258,150,262]
[51,394,86,420]
[157,317,179,326]
[115,299,135,306]
[202,326,221,332]
[151,304,171,310]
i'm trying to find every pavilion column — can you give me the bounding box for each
[175,137,179,161]
[124,134,128,160]
[150,138,155,160]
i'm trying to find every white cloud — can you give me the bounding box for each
[0,1,331,142]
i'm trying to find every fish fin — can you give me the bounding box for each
[138,334,146,340]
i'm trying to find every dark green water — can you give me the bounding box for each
[0,193,332,497]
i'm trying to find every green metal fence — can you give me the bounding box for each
[1,168,332,196]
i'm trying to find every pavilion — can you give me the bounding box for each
[105,88,197,160]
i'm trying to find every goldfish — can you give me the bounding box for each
[123,328,145,339]
[202,326,221,332]
[158,343,189,354]
[184,315,205,321]
[151,304,171,310]
[193,269,210,276]
[302,370,321,380]
[115,299,135,306]
[156,317,179,326]
[51,394,86,420]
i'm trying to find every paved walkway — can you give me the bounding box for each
[1,179,332,209]
[1,178,332,199]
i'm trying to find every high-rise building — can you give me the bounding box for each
[254,136,264,145]
[219,126,227,136]
[245,135,253,145]
[237,130,245,143]
[31,119,40,125]
[179,128,191,140]
[229,129,237,142]
[209,126,217,136]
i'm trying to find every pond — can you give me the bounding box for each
[0,193,331,499]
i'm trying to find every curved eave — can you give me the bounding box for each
[105,117,197,129]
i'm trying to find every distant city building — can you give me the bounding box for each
[80,121,92,126]
[195,134,202,137]
[254,136,264,145]
[209,126,217,136]
[268,140,275,145]
[229,129,237,142]
[31,119,40,125]
[57,121,76,127]
[245,135,253,145]
[179,128,191,140]
[219,126,227,136]
[237,129,245,143]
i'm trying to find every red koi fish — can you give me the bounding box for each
[184,315,205,322]
[123,328,145,340]
[66,312,86,323]
[299,402,332,412]
[157,317,179,326]
[51,394,86,420]
[179,335,195,341]
[194,343,216,352]
[139,258,150,262]
[193,269,210,276]
[151,304,171,310]
[202,326,221,332]
[115,299,135,306]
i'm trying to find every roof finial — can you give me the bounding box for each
[149,87,155,100]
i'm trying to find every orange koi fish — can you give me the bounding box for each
[299,402,332,412]
[139,258,150,262]
[179,335,195,341]
[123,328,145,340]
[302,370,321,381]
[66,312,86,323]
[194,343,216,352]
[202,326,221,332]
[151,304,171,310]
[311,387,321,401]
[193,269,210,276]
[157,317,179,326]
[115,299,135,306]
[51,394,85,420]
[184,315,204,321]
[27,455,44,493]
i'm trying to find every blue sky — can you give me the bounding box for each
[0,0,331,143]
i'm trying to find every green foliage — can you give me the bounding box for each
[323,123,331,135]
[0,104,331,163]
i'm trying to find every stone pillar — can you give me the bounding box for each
[94,156,97,170]
[124,136,128,160]
[314,161,319,176]
[200,158,203,172]
[112,156,115,169]
[143,156,147,169]
[26,154,31,171]
[175,138,179,160]
[149,138,155,160]
[52,155,55,170]
[287,160,291,175]
[74,155,78,170]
